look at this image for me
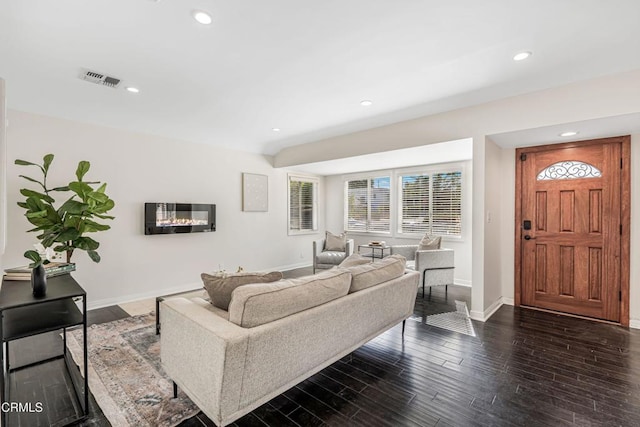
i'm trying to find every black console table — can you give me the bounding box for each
[0,274,88,426]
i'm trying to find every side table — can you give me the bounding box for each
[0,274,88,426]
[357,244,391,261]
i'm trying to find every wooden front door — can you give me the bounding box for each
[515,136,630,323]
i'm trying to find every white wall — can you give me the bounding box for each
[324,160,473,286]
[480,138,503,317]
[4,110,324,308]
[500,147,516,301]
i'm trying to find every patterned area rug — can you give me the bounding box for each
[67,313,199,427]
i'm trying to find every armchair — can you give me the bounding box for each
[390,245,454,298]
[313,238,354,273]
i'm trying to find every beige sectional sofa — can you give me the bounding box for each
[160,255,419,426]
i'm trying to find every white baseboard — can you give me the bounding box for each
[630,319,640,329]
[454,279,472,287]
[469,296,510,322]
[88,281,202,310]
[277,262,312,272]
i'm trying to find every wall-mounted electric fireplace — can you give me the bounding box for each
[145,203,216,235]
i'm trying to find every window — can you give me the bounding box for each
[399,174,430,234]
[288,175,318,234]
[537,161,601,180]
[345,176,390,233]
[399,170,462,236]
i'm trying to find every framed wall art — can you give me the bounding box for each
[242,173,268,212]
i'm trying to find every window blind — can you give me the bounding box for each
[431,171,462,235]
[400,174,430,233]
[397,170,462,236]
[345,177,390,233]
[289,177,317,232]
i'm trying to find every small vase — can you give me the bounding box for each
[31,264,47,297]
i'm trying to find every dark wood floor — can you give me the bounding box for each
[10,282,640,426]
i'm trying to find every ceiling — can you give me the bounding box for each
[1,1,640,155]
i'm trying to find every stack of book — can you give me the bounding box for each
[3,262,76,281]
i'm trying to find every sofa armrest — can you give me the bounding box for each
[160,298,250,424]
[345,239,355,256]
[313,239,325,271]
[415,248,454,272]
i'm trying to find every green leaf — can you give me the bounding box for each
[87,250,101,263]
[18,175,44,188]
[15,159,40,167]
[45,205,61,224]
[20,188,54,203]
[75,161,90,181]
[56,228,81,242]
[64,216,81,228]
[87,191,108,203]
[17,202,28,209]
[95,183,107,193]
[24,250,41,264]
[42,154,54,173]
[69,181,93,199]
[83,219,111,232]
[26,210,47,219]
[25,196,44,212]
[92,213,115,220]
[50,186,70,192]
[59,199,89,215]
[93,198,115,214]
[73,236,100,251]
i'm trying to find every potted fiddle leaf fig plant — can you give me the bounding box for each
[15,154,115,265]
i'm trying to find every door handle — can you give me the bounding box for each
[524,235,535,240]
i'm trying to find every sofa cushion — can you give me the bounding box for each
[228,268,351,328]
[201,271,283,310]
[316,250,348,265]
[418,233,441,250]
[345,254,406,293]
[338,253,371,268]
[324,231,347,251]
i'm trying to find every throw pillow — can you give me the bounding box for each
[418,233,441,250]
[324,231,347,251]
[338,253,371,268]
[201,271,283,310]
[345,254,407,293]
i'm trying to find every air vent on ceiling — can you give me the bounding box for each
[79,69,121,89]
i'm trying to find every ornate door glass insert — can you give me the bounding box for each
[537,161,602,180]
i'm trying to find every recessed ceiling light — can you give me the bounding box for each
[193,10,212,25]
[360,100,373,107]
[513,51,532,61]
[125,86,139,93]
[559,131,578,137]
[272,128,281,132]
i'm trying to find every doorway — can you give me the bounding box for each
[514,136,630,325]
